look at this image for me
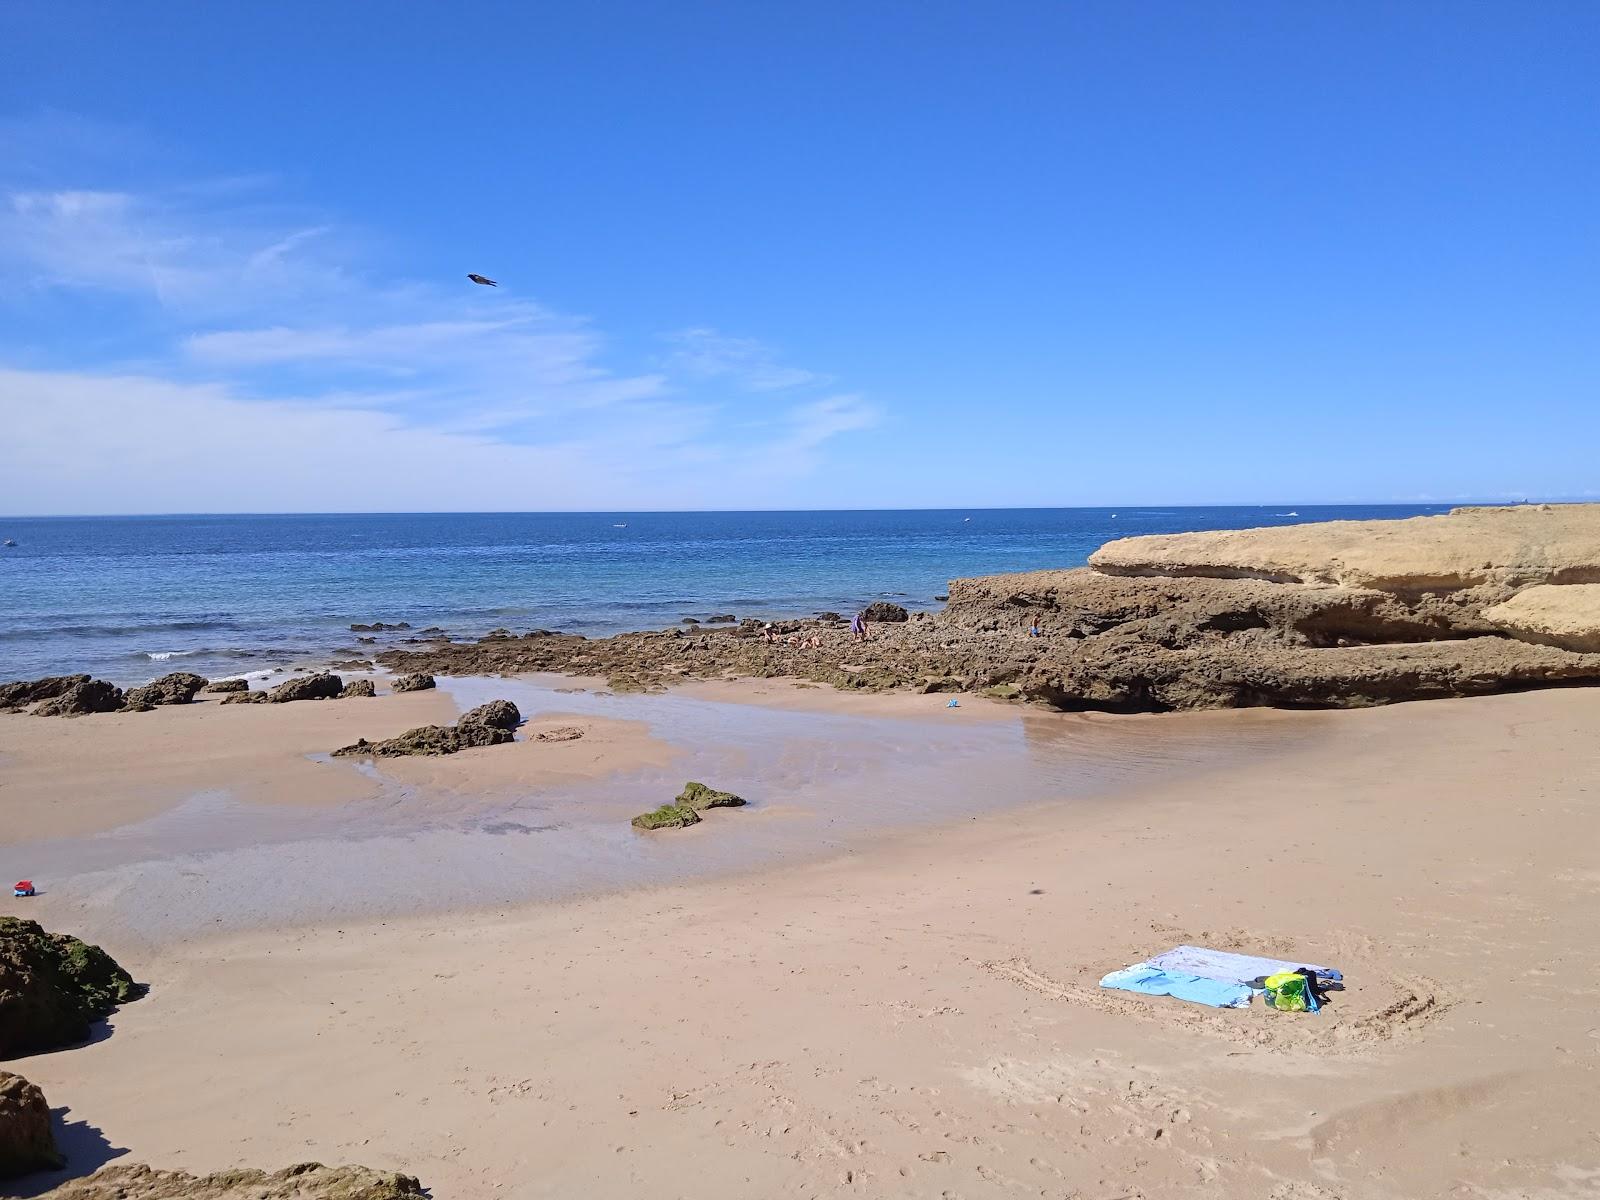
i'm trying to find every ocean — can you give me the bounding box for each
[0,505,1445,685]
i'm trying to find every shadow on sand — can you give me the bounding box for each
[0,1104,128,1199]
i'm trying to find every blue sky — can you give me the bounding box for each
[2,2,1596,514]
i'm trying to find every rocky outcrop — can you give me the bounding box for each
[371,506,1600,713]
[0,676,91,712]
[350,622,412,632]
[205,678,249,694]
[0,1071,62,1178]
[267,673,343,703]
[220,690,268,705]
[333,699,520,758]
[863,601,909,623]
[36,1162,426,1200]
[1482,583,1600,652]
[122,672,208,710]
[33,680,124,717]
[458,699,521,731]
[390,674,436,693]
[339,679,377,698]
[0,918,144,1058]
[1089,503,1600,593]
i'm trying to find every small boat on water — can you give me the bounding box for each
[613,523,627,528]
[2,539,15,547]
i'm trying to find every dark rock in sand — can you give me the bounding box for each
[36,1162,427,1200]
[334,720,513,758]
[390,673,436,693]
[681,617,701,624]
[205,678,249,693]
[676,781,746,811]
[459,699,521,731]
[122,672,208,710]
[339,679,377,698]
[863,601,910,623]
[418,627,447,637]
[814,611,844,623]
[0,675,92,712]
[0,1070,62,1178]
[705,614,736,624]
[267,673,343,703]
[533,725,584,742]
[33,680,124,717]
[455,721,516,749]
[483,628,512,641]
[220,690,268,704]
[0,917,145,1058]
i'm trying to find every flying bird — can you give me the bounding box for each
[467,273,499,287]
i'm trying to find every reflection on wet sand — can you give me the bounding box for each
[8,676,1327,949]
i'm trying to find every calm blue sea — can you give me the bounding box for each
[0,506,1445,685]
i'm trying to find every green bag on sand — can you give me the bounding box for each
[1262,971,1314,1012]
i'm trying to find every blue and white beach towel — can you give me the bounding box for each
[1099,944,1341,1009]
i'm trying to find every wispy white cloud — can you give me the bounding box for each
[0,145,879,511]
[0,185,340,310]
[0,366,873,513]
[660,326,827,392]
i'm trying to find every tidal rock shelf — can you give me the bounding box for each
[376,505,1600,713]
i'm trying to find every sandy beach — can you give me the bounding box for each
[4,680,1598,1198]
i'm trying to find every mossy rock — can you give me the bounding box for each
[0,918,145,1057]
[631,804,701,830]
[676,781,746,811]
[980,682,1023,700]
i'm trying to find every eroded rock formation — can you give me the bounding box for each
[0,1071,62,1178]
[373,505,1600,712]
[36,1162,425,1200]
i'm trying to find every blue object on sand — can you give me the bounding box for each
[1099,965,1253,1009]
[1145,945,1342,985]
[946,698,960,707]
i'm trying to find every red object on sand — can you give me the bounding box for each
[13,880,34,895]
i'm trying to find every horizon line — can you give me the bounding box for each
[0,497,1582,521]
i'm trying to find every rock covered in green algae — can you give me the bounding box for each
[0,1070,63,1178]
[632,781,747,829]
[675,781,746,811]
[35,1162,427,1200]
[0,918,146,1058]
[631,804,701,830]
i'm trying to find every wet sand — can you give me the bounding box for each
[3,684,1599,1197]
